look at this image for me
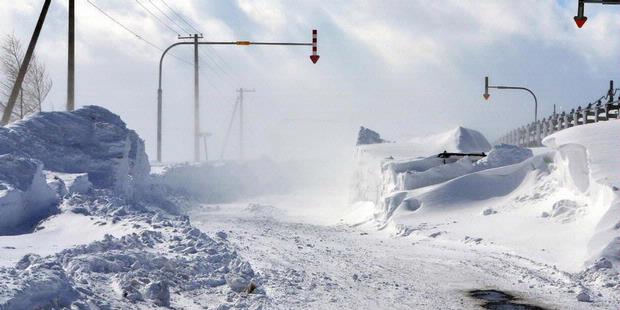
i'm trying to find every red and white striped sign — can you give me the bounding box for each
[310,29,320,64]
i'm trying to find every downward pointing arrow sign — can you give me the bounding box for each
[574,16,587,28]
[310,55,320,64]
[483,93,490,100]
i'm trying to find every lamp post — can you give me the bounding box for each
[484,76,538,123]
[156,30,319,162]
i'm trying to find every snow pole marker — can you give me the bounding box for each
[310,29,320,64]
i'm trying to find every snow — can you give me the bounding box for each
[0,105,618,308]
[542,120,620,274]
[0,107,265,309]
[0,106,150,196]
[0,154,58,235]
[348,121,620,306]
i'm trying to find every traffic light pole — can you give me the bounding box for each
[484,76,538,123]
[156,31,319,162]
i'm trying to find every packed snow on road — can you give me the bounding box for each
[0,107,618,309]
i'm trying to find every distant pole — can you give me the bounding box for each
[193,34,200,162]
[237,88,255,160]
[67,0,75,111]
[1,0,51,125]
[200,132,211,161]
[239,88,243,160]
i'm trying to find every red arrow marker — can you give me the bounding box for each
[310,29,319,64]
[574,16,587,28]
[483,94,490,100]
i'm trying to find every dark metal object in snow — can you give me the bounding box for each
[437,151,486,164]
[468,289,548,310]
[437,151,487,159]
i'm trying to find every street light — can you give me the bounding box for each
[157,30,319,162]
[484,76,539,123]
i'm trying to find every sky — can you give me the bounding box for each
[0,0,618,162]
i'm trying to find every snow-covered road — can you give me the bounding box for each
[189,194,609,309]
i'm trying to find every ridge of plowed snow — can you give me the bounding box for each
[356,126,491,160]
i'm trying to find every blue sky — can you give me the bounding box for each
[1,1,619,161]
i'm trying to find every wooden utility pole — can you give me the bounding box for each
[178,34,204,162]
[1,0,51,125]
[237,88,254,160]
[67,0,75,111]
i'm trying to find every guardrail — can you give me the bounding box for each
[496,96,620,147]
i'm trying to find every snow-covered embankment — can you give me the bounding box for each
[0,106,264,309]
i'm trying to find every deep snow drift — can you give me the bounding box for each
[0,107,264,309]
[350,123,620,304]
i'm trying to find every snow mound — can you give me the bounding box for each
[352,126,491,203]
[373,144,532,204]
[412,126,492,154]
[356,126,491,160]
[475,144,533,168]
[356,126,386,145]
[0,226,262,309]
[45,172,93,196]
[542,121,620,272]
[0,154,58,235]
[0,106,149,196]
[0,191,265,309]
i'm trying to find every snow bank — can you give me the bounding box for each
[356,126,491,160]
[0,106,151,235]
[0,155,58,235]
[0,106,149,196]
[0,224,262,309]
[543,121,620,271]
[351,126,491,203]
[352,120,620,280]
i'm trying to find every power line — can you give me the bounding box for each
[158,0,202,34]
[134,0,179,36]
[148,0,192,35]
[153,0,241,86]
[86,0,191,66]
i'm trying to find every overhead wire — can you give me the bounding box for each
[157,0,202,34]
[148,0,193,35]
[134,0,180,36]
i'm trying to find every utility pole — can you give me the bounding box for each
[199,132,211,161]
[178,34,204,162]
[1,0,51,125]
[156,30,319,162]
[237,88,255,160]
[67,0,75,111]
